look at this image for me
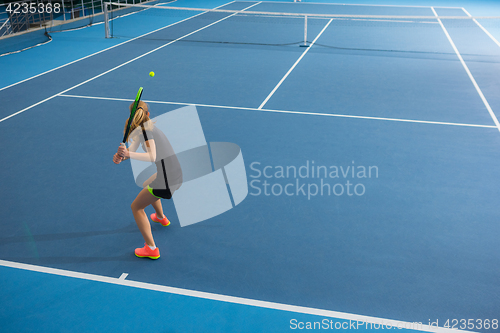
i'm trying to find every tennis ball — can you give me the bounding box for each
[149,71,155,77]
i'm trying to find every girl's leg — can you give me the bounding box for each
[131,188,160,247]
[141,173,165,220]
[151,199,164,219]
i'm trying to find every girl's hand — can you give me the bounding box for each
[117,145,130,159]
[113,153,123,164]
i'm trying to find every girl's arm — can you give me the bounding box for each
[119,139,140,161]
[119,140,157,162]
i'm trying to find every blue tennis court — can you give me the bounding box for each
[1,0,500,332]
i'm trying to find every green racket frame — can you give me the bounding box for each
[122,87,143,144]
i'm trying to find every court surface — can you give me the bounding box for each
[1,0,500,332]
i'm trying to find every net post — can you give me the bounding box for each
[300,15,309,47]
[104,2,110,38]
[62,0,66,21]
[305,15,307,45]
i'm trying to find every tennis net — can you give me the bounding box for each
[103,2,500,57]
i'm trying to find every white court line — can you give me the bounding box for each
[59,94,497,129]
[0,18,9,32]
[0,2,260,124]
[119,273,128,280]
[432,7,500,133]
[0,259,474,333]
[258,19,332,110]
[462,7,500,48]
[156,0,178,6]
[0,1,236,92]
[258,1,462,9]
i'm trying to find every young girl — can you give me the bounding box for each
[113,101,182,259]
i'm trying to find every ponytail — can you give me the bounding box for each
[123,101,153,142]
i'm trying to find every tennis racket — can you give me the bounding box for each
[122,87,143,144]
[118,87,143,161]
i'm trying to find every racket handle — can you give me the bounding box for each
[119,142,127,160]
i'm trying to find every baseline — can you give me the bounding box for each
[0,259,474,333]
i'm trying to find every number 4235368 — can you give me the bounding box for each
[6,2,61,14]
[444,319,498,330]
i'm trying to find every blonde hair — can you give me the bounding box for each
[123,101,154,142]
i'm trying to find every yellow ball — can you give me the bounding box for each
[149,71,155,77]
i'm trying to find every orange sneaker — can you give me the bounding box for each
[135,244,160,259]
[151,213,170,226]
